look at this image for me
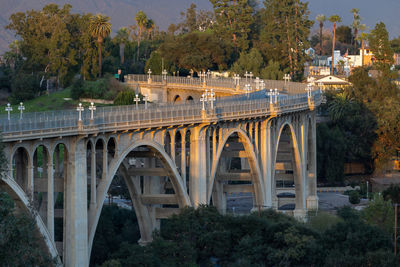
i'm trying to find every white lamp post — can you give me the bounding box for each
[255,77,260,90]
[260,80,265,90]
[244,71,250,83]
[249,72,254,81]
[18,102,25,120]
[89,102,96,120]
[306,83,313,98]
[267,89,274,104]
[162,69,167,80]
[274,89,279,104]
[144,94,149,109]
[284,73,291,84]
[134,94,140,110]
[233,74,240,86]
[200,93,206,110]
[147,69,152,80]
[76,103,84,121]
[208,89,216,110]
[5,103,12,121]
[207,69,211,79]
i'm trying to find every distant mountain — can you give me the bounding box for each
[0,0,399,54]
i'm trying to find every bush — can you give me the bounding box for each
[9,72,41,103]
[349,190,361,204]
[114,90,137,105]
[70,78,84,100]
[70,75,127,101]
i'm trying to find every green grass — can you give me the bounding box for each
[0,88,112,114]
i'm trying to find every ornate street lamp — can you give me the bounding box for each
[5,103,12,121]
[89,102,96,120]
[18,102,25,120]
[147,69,152,79]
[76,103,84,121]
[162,69,167,80]
[134,94,140,110]
[208,89,216,110]
[200,93,206,111]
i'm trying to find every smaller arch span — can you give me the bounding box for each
[207,128,265,208]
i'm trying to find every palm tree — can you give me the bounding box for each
[351,8,361,54]
[135,10,148,61]
[316,14,326,56]
[356,24,368,66]
[89,14,111,78]
[146,19,155,40]
[329,15,342,75]
[328,91,352,122]
[115,27,129,65]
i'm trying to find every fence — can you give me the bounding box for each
[125,74,313,95]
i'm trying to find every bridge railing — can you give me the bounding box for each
[125,74,312,95]
[0,91,321,135]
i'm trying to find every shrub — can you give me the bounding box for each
[349,190,360,204]
[70,78,84,100]
[9,73,40,103]
[114,90,137,105]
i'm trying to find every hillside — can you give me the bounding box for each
[0,0,399,54]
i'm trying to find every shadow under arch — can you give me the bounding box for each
[88,140,191,256]
[273,121,304,210]
[207,128,265,208]
[0,176,60,263]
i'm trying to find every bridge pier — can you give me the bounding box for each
[189,126,208,206]
[64,139,88,267]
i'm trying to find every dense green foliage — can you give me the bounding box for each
[90,205,141,266]
[92,205,399,266]
[70,75,127,100]
[0,191,54,266]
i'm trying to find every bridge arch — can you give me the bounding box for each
[273,121,304,211]
[207,128,265,212]
[88,139,191,256]
[186,96,194,102]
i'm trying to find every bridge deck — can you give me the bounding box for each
[0,89,321,142]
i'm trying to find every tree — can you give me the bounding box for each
[261,0,313,80]
[135,10,148,61]
[0,191,53,266]
[329,15,342,75]
[362,194,394,234]
[6,4,78,87]
[351,8,361,54]
[210,0,254,51]
[146,19,155,40]
[230,48,264,76]
[356,24,368,66]
[336,25,353,44]
[159,31,233,73]
[369,22,394,67]
[316,14,326,55]
[89,14,111,78]
[114,28,129,65]
[390,36,400,54]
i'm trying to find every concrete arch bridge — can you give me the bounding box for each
[0,79,321,266]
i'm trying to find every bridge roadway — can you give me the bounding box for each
[0,79,321,267]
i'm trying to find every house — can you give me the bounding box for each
[313,75,351,89]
